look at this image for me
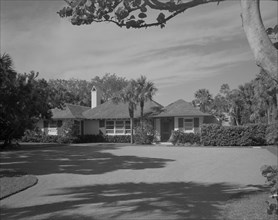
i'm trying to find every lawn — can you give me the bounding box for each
[0,143,277,220]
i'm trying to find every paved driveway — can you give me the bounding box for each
[0,144,276,220]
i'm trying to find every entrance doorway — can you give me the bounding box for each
[160,117,174,142]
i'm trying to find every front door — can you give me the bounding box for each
[160,117,174,142]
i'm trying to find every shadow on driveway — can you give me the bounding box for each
[0,144,174,175]
[1,181,240,220]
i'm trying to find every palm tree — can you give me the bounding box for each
[135,75,157,125]
[193,89,213,113]
[0,53,17,86]
[112,80,138,144]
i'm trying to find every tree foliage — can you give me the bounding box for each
[48,78,92,107]
[58,0,223,29]
[48,73,128,107]
[0,53,52,146]
[193,70,277,126]
[135,75,157,124]
[192,89,213,113]
[91,73,128,102]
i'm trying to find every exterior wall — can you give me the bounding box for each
[173,116,203,133]
[84,120,99,135]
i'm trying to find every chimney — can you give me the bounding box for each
[91,86,102,108]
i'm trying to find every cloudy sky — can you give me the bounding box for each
[1,0,277,106]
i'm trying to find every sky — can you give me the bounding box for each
[1,0,277,106]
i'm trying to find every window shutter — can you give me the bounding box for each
[43,120,49,128]
[57,120,62,127]
[43,120,48,134]
[194,118,199,128]
[99,120,105,127]
[178,118,184,128]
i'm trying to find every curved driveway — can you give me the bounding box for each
[0,144,276,220]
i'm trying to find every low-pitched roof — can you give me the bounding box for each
[152,99,210,117]
[51,104,91,119]
[83,100,162,119]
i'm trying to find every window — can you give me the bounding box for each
[184,118,193,130]
[49,120,57,128]
[125,120,131,134]
[106,121,114,134]
[99,120,105,128]
[115,121,124,134]
[105,120,132,135]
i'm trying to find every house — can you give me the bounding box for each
[151,99,217,141]
[37,86,217,142]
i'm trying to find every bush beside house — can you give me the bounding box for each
[200,124,268,146]
[22,123,276,146]
[169,130,201,146]
[266,122,278,145]
[134,122,156,144]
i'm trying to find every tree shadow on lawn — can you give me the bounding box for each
[0,144,174,176]
[1,181,244,220]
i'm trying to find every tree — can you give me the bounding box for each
[48,79,80,108]
[48,74,128,108]
[0,53,52,146]
[112,80,138,144]
[135,75,157,125]
[252,70,277,124]
[91,73,129,102]
[58,0,277,83]
[193,89,213,113]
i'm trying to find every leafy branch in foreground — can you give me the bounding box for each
[58,0,223,28]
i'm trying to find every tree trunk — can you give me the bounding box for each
[140,101,144,128]
[240,0,278,79]
[129,103,135,144]
[130,117,134,144]
[267,107,271,124]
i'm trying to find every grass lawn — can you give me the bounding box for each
[0,143,277,219]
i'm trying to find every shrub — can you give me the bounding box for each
[59,120,79,137]
[260,165,278,215]
[200,124,267,146]
[40,135,59,143]
[104,135,131,143]
[21,129,43,142]
[266,122,278,145]
[169,130,201,146]
[75,134,105,143]
[134,122,156,144]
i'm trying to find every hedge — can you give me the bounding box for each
[21,123,276,146]
[200,124,268,146]
[266,122,278,145]
[104,135,131,143]
[169,130,201,146]
[21,130,130,144]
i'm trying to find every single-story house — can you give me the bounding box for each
[37,86,217,142]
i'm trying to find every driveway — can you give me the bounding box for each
[0,144,276,220]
